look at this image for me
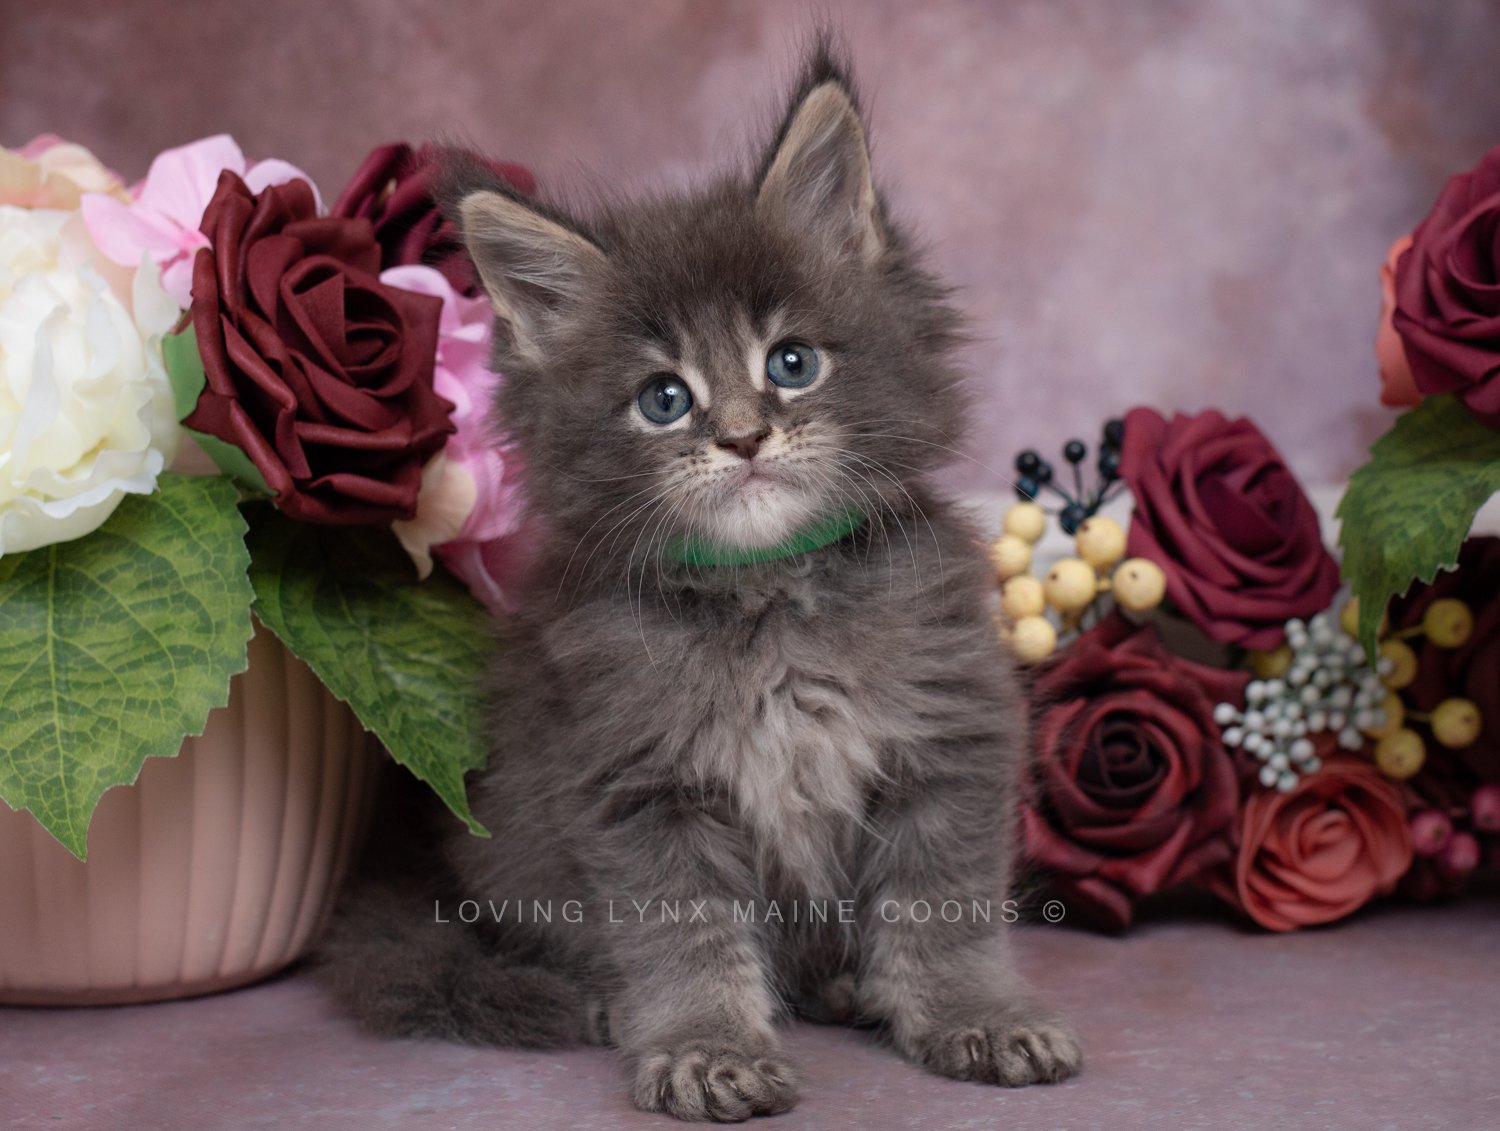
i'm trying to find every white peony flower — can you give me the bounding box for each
[0,204,180,555]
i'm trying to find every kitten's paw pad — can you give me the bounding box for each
[915,1015,1081,1087]
[633,1045,799,1121]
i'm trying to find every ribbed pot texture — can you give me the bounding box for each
[0,626,381,1005]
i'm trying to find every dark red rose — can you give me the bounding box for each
[1203,751,1412,931]
[1392,144,1500,428]
[1388,536,1500,810]
[186,171,453,524]
[331,143,535,297]
[1022,615,1247,930]
[1119,407,1340,650]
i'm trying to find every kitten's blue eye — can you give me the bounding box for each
[767,341,819,389]
[638,374,693,424]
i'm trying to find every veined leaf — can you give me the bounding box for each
[1337,395,1500,656]
[0,474,254,858]
[244,507,490,837]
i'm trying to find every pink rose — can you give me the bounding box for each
[384,265,536,614]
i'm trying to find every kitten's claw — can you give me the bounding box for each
[910,1011,1081,1087]
[632,1043,799,1122]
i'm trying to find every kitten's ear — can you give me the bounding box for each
[757,56,885,262]
[441,160,605,360]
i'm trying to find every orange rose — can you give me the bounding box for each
[1205,753,1412,931]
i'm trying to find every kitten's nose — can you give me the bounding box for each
[715,428,771,460]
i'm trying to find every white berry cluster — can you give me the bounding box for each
[1212,610,1390,792]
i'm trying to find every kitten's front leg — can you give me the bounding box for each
[856,764,1082,1087]
[588,784,799,1121]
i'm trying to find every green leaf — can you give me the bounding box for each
[244,507,490,838]
[186,428,273,495]
[0,475,255,859]
[1337,395,1500,656]
[162,323,208,422]
[162,324,272,495]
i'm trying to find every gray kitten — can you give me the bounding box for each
[320,41,1080,1121]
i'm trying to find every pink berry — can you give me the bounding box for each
[1409,810,1453,856]
[1471,784,1500,833]
[1440,830,1482,876]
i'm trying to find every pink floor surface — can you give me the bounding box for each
[3,898,1494,1130]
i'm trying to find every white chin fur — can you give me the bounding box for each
[698,480,823,550]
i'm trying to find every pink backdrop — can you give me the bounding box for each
[6,0,1500,491]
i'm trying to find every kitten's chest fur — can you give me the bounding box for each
[706,642,882,893]
[674,569,901,895]
[519,515,1000,908]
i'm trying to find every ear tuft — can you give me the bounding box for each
[436,153,604,361]
[756,37,884,261]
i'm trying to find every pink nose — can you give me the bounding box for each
[715,429,770,460]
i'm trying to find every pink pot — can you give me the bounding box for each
[0,625,381,1005]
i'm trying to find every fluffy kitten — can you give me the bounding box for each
[320,40,1080,1121]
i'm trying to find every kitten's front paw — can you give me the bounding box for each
[632,1043,799,1122]
[908,1009,1081,1087]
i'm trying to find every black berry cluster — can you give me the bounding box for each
[1013,418,1126,534]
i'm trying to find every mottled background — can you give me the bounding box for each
[6,0,1500,491]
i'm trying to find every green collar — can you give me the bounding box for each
[665,508,866,567]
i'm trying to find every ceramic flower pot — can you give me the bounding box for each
[0,625,381,1005]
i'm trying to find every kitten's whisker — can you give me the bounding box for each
[800,450,899,594]
[605,493,666,576]
[835,448,945,597]
[837,424,1022,491]
[836,416,1027,489]
[651,493,690,625]
[542,462,665,484]
[635,489,685,632]
[622,495,671,663]
[553,481,662,604]
[824,444,942,597]
[836,416,971,447]
[830,455,916,594]
[575,489,670,607]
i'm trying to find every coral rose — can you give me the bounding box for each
[1119,406,1340,650]
[1376,235,1421,408]
[1205,753,1412,931]
[183,171,453,525]
[1022,615,1246,930]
